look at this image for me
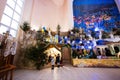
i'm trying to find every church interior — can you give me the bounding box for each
[0,0,120,80]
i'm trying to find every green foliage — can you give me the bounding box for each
[72,50,78,58]
[102,31,110,39]
[114,28,120,35]
[25,43,47,70]
[36,30,49,42]
[63,44,71,48]
[72,28,79,33]
[57,24,61,35]
[20,22,31,33]
[57,24,61,30]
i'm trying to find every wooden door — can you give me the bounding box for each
[62,47,71,64]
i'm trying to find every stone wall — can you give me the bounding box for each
[72,59,120,68]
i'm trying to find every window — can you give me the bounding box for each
[0,25,8,34]
[0,0,25,37]
[4,5,13,17]
[15,5,21,14]
[7,0,16,9]
[13,12,20,22]
[1,14,11,26]
[10,29,17,37]
[11,20,19,30]
[17,0,23,8]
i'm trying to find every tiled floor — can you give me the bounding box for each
[13,66,120,80]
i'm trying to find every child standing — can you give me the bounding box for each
[51,56,55,70]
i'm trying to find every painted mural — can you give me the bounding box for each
[71,0,120,59]
[73,0,120,35]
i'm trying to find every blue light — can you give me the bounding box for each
[88,46,92,49]
[87,41,90,43]
[95,27,99,31]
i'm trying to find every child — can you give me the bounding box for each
[51,56,55,70]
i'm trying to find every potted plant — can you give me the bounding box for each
[20,22,31,33]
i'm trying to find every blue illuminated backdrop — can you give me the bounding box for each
[73,0,120,33]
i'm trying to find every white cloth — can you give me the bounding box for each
[117,52,120,58]
[10,42,17,55]
[51,57,55,65]
[4,49,10,57]
[93,39,97,47]
[4,37,13,57]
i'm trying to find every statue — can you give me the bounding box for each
[10,38,17,55]
[99,30,102,39]
[110,32,114,39]
[48,28,53,43]
[0,31,17,57]
[0,31,10,54]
